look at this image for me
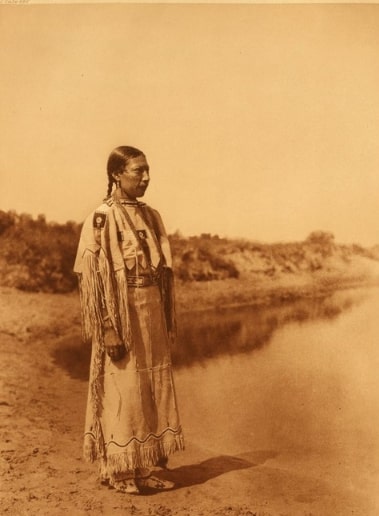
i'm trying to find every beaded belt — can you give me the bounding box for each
[126,275,159,288]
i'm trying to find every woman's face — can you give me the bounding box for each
[114,155,150,200]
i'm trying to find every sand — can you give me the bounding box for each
[0,286,378,516]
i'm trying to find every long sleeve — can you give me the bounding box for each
[74,214,104,343]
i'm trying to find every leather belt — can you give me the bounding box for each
[127,275,159,288]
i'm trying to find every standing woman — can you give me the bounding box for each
[74,146,184,494]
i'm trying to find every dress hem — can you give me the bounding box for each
[83,427,184,474]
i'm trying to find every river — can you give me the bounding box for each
[174,286,379,512]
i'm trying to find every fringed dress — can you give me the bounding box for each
[74,196,184,481]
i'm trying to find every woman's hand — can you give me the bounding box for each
[103,326,126,362]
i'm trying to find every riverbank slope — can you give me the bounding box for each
[1,269,379,514]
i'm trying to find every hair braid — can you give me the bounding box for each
[106,176,114,197]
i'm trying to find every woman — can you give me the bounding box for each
[74,146,184,494]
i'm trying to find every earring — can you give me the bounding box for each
[116,179,121,188]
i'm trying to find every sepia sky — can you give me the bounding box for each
[1,4,379,245]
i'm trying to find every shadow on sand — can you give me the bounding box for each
[143,450,278,494]
[52,334,91,381]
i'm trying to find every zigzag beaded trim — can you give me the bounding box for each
[84,425,183,449]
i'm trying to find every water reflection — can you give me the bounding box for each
[173,288,364,368]
[53,287,367,380]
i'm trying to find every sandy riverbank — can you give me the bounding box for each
[0,274,378,515]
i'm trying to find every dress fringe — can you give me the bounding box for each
[159,267,177,342]
[97,250,118,333]
[103,431,184,474]
[83,418,105,462]
[83,428,184,471]
[113,269,133,351]
[78,252,103,343]
[90,328,104,419]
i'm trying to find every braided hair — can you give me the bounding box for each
[106,146,146,197]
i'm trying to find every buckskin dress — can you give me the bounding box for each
[74,195,184,481]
